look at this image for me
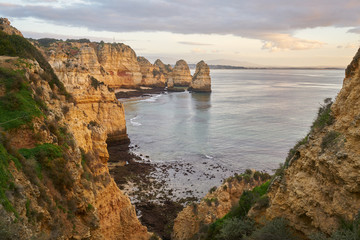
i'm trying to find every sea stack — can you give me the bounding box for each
[154,59,173,78]
[189,60,211,92]
[172,59,192,87]
[137,56,166,87]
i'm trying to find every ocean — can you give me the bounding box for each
[119,69,344,199]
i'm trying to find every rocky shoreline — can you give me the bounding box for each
[107,138,196,240]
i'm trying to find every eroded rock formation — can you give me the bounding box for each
[189,60,211,92]
[0,22,149,240]
[154,59,173,79]
[172,177,265,240]
[137,56,166,87]
[0,18,23,36]
[262,48,360,236]
[171,59,192,87]
[41,41,142,89]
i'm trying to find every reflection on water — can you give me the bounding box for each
[191,92,211,111]
[121,69,344,198]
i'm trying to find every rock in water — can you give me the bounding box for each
[189,60,211,92]
[171,59,192,87]
[137,56,166,87]
[154,59,173,78]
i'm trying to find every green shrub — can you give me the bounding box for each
[218,217,255,240]
[19,144,73,193]
[0,68,44,130]
[321,131,340,151]
[209,186,217,193]
[0,142,18,217]
[254,195,270,209]
[249,218,296,240]
[312,98,334,131]
[19,143,63,161]
[0,31,72,100]
[206,181,270,239]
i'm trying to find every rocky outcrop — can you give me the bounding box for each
[189,60,211,92]
[41,41,142,89]
[263,48,360,236]
[0,25,149,239]
[172,176,265,240]
[137,57,166,87]
[171,60,192,87]
[0,18,23,36]
[154,59,173,79]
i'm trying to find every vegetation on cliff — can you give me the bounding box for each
[0,33,99,239]
[0,31,71,100]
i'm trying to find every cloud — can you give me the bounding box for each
[337,43,359,49]
[178,41,212,46]
[261,34,325,51]
[1,0,360,50]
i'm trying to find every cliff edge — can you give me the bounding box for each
[262,47,360,236]
[0,18,148,240]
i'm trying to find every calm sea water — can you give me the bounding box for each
[120,69,344,198]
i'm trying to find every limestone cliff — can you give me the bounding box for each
[0,18,23,36]
[172,175,266,240]
[0,21,148,240]
[137,57,166,87]
[154,59,173,79]
[171,59,192,87]
[262,47,360,236]
[189,60,211,92]
[39,40,142,89]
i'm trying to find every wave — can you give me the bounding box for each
[130,116,142,126]
[140,94,162,103]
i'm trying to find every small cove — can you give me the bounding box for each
[119,69,344,199]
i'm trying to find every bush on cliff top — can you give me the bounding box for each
[0,31,72,100]
[205,180,270,239]
[312,98,334,131]
[0,68,43,130]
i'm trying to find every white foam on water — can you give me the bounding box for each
[140,94,162,102]
[130,116,142,126]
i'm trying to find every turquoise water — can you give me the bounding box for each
[120,69,344,198]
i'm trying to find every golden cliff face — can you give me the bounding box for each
[171,59,192,87]
[47,45,149,238]
[41,41,129,142]
[264,48,360,236]
[190,60,211,92]
[42,41,142,89]
[0,18,23,36]
[0,18,149,238]
[172,177,264,240]
[137,56,166,87]
[0,55,149,239]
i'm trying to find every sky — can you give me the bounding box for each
[1,0,360,67]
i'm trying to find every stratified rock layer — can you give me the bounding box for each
[0,23,149,239]
[171,60,192,87]
[42,41,142,89]
[137,56,166,87]
[154,59,173,79]
[190,60,211,92]
[264,48,360,236]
